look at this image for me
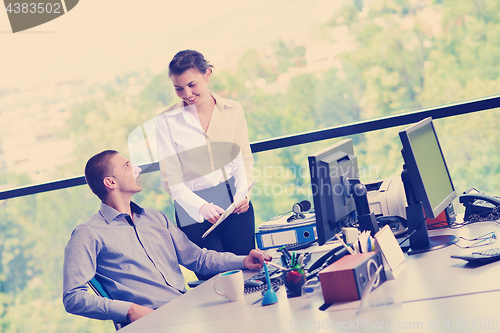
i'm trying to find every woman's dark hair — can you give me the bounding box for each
[85,150,119,201]
[169,50,213,76]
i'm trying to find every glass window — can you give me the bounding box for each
[1,1,499,331]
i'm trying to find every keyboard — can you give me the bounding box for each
[244,266,284,294]
[282,240,317,251]
[451,248,500,264]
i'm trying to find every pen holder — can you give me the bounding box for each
[283,268,306,298]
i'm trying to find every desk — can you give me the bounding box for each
[120,222,500,332]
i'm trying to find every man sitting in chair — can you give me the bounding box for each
[63,150,270,325]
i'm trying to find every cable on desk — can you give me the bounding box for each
[449,219,500,229]
[426,221,450,230]
[398,215,427,247]
[425,208,500,231]
[452,231,497,249]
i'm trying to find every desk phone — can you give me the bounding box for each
[460,187,500,221]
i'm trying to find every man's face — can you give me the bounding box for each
[107,154,142,194]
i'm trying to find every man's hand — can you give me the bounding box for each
[127,303,153,322]
[233,194,249,214]
[243,249,272,270]
[199,203,225,224]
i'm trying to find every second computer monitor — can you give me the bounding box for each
[309,139,359,245]
[399,117,458,253]
[399,117,456,219]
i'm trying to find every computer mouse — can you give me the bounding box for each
[244,280,264,287]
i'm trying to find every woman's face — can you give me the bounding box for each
[171,68,211,107]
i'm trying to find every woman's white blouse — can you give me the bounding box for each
[156,91,253,222]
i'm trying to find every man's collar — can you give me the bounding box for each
[130,202,144,215]
[99,201,145,224]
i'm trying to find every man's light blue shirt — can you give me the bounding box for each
[63,202,245,322]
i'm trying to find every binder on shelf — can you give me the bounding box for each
[256,223,317,250]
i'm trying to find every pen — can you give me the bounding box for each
[297,253,304,267]
[280,247,292,267]
[335,234,355,255]
[283,247,291,258]
[281,254,287,268]
[266,261,288,271]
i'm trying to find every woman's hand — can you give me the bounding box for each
[233,193,249,214]
[199,203,225,224]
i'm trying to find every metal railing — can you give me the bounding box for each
[1,94,499,201]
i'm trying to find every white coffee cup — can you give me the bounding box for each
[213,269,244,301]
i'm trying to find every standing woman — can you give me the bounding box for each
[156,50,255,279]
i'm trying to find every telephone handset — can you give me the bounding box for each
[460,187,500,220]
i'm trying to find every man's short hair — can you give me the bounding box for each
[85,150,119,201]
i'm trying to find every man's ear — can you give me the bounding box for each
[103,176,117,190]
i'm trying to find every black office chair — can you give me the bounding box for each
[88,277,125,331]
[89,272,201,331]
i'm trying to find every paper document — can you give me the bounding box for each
[202,181,255,239]
[258,213,316,231]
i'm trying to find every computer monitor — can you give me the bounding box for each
[399,117,458,254]
[308,139,358,245]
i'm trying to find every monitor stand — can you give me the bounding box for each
[405,197,458,255]
[401,166,458,255]
[348,178,379,236]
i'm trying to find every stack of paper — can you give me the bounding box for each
[258,213,316,231]
[202,182,255,239]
